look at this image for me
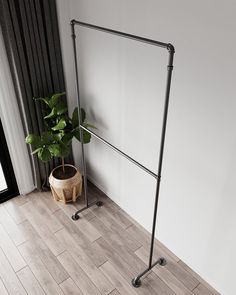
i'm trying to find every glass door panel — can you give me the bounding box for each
[0,163,7,192]
[0,120,18,202]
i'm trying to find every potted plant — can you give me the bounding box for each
[25,92,95,203]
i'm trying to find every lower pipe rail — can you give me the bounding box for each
[131,257,167,287]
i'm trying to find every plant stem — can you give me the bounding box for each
[62,157,65,174]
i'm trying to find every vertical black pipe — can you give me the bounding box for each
[148,44,175,269]
[71,21,89,208]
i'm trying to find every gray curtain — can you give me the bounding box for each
[0,0,72,189]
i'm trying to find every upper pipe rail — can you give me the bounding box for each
[70,19,175,181]
[80,125,158,179]
[71,20,175,52]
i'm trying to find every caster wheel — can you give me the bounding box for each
[131,278,141,288]
[159,257,167,266]
[72,214,80,221]
[96,201,103,207]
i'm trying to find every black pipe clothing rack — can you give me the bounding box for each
[70,19,175,288]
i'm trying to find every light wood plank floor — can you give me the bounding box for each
[0,183,220,295]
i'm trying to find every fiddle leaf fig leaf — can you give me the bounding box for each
[54,132,63,141]
[41,132,55,145]
[73,128,91,144]
[34,97,50,106]
[72,107,86,128]
[48,92,66,108]
[61,133,73,145]
[26,92,96,164]
[83,123,97,129]
[56,101,67,115]
[38,147,52,162]
[81,108,86,123]
[52,118,66,131]
[73,128,80,141]
[31,147,42,155]
[44,107,56,119]
[82,129,91,144]
[72,107,78,128]
[25,134,41,146]
[48,144,61,157]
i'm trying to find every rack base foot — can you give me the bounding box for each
[96,200,103,207]
[72,214,80,220]
[159,257,167,266]
[71,199,104,221]
[132,278,142,288]
[131,257,167,288]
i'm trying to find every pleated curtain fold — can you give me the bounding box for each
[0,0,72,189]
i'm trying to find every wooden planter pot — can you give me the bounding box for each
[49,164,82,204]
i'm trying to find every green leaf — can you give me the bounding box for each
[38,147,52,162]
[81,108,86,123]
[34,97,50,106]
[25,134,41,146]
[72,107,79,128]
[53,132,63,141]
[73,128,91,144]
[83,123,97,129]
[52,118,66,131]
[56,102,67,115]
[59,130,65,137]
[73,128,80,141]
[72,107,86,128]
[48,92,66,109]
[82,130,91,144]
[41,132,55,145]
[48,144,61,157]
[44,107,56,119]
[61,133,73,145]
[31,147,42,155]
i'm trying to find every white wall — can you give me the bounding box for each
[56,1,236,294]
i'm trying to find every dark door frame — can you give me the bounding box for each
[0,120,19,203]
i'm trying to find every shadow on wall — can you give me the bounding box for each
[87,95,109,130]
[205,142,236,294]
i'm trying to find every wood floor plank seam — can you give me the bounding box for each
[0,247,27,295]
[0,187,220,295]
[156,266,194,295]
[89,204,142,252]
[18,243,64,295]
[0,225,27,272]
[57,250,102,295]
[108,289,118,295]
[177,260,220,295]
[16,265,46,295]
[55,228,114,294]
[0,205,28,246]
[59,277,84,295]
[90,217,147,275]
[135,246,199,292]
[53,209,108,268]
[147,267,193,295]
[192,282,201,292]
[0,278,9,295]
[17,236,70,286]
[144,271,176,295]
[95,238,156,295]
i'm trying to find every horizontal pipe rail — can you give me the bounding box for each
[71,20,169,49]
[80,125,158,179]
